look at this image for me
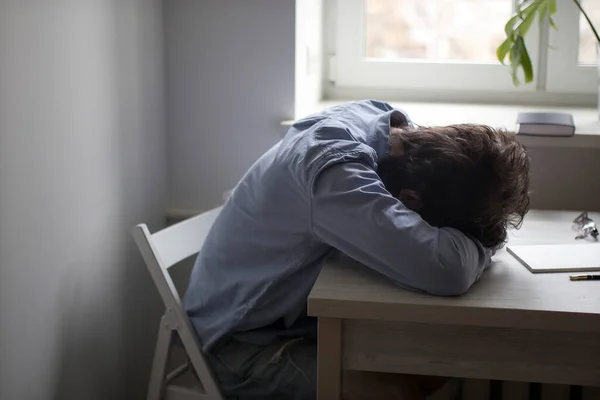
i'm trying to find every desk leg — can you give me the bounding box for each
[317,317,342,400]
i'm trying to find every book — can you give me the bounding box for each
[516,112,575,136]
[507,243,600,273]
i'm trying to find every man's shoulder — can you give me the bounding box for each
[313,100,394,120]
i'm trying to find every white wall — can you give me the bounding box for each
[165,0,296,212]
[0,1,166,398]
[295,0,323,118]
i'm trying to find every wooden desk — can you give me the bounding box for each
[308,210,600,399]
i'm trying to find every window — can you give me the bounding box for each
[329,0,598,100]
[364,0,510,63]
[331,0,538,92]
[579,0,600,65]
[546,0,599,93]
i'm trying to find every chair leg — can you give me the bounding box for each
[177,325,224,399]
[147,319,174,400]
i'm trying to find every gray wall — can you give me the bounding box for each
[164,0,296,211]
[0,1,166,399]
[527,146,600,212]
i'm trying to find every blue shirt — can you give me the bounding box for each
[183,100,491,351]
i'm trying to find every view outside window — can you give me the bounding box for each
[364,0,512,62]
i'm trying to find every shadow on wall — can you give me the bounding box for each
[52,245,163,400]
[51,1,165,398]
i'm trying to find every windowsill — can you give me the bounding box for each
[283,101,600,149]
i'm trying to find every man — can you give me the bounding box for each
[183,100,530,399]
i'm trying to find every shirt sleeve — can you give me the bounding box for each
[310,161,491,296]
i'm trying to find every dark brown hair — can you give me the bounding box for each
[377,124,530,249]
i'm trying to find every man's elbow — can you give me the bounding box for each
[431,233,483,296]
[423,263,474,296]
[430,274,472,296]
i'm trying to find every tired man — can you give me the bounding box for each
[183,100,530,399]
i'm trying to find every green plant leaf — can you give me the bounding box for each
[496,38,513,64]
[517,37,534,83]
[504,0,538,36]
[517,5,539,36]
[504,14,522,36]
[507,35,534,86]
[497,0,559,86]
[509,37,522,86]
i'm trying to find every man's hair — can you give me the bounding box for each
[377,124,530,249]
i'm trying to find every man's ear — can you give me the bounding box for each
[398,189,423,212]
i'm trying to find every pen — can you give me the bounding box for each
[569,274,600,281]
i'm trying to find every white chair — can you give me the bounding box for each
[132,207,225,400]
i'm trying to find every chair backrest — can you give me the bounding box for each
[132,206,224,399]
[152,206,222,268]
[132,206,222,310]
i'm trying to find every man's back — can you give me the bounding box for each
[183,100,402,350]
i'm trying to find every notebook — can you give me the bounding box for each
[507,243,600,274]
[516,112,575,137]
[507,243,600,273]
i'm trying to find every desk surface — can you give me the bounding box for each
[308,210,600,333]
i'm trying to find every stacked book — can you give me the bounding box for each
[516,112,575,137]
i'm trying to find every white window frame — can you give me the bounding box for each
[332,0,540,93]
[546,0,597,94]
